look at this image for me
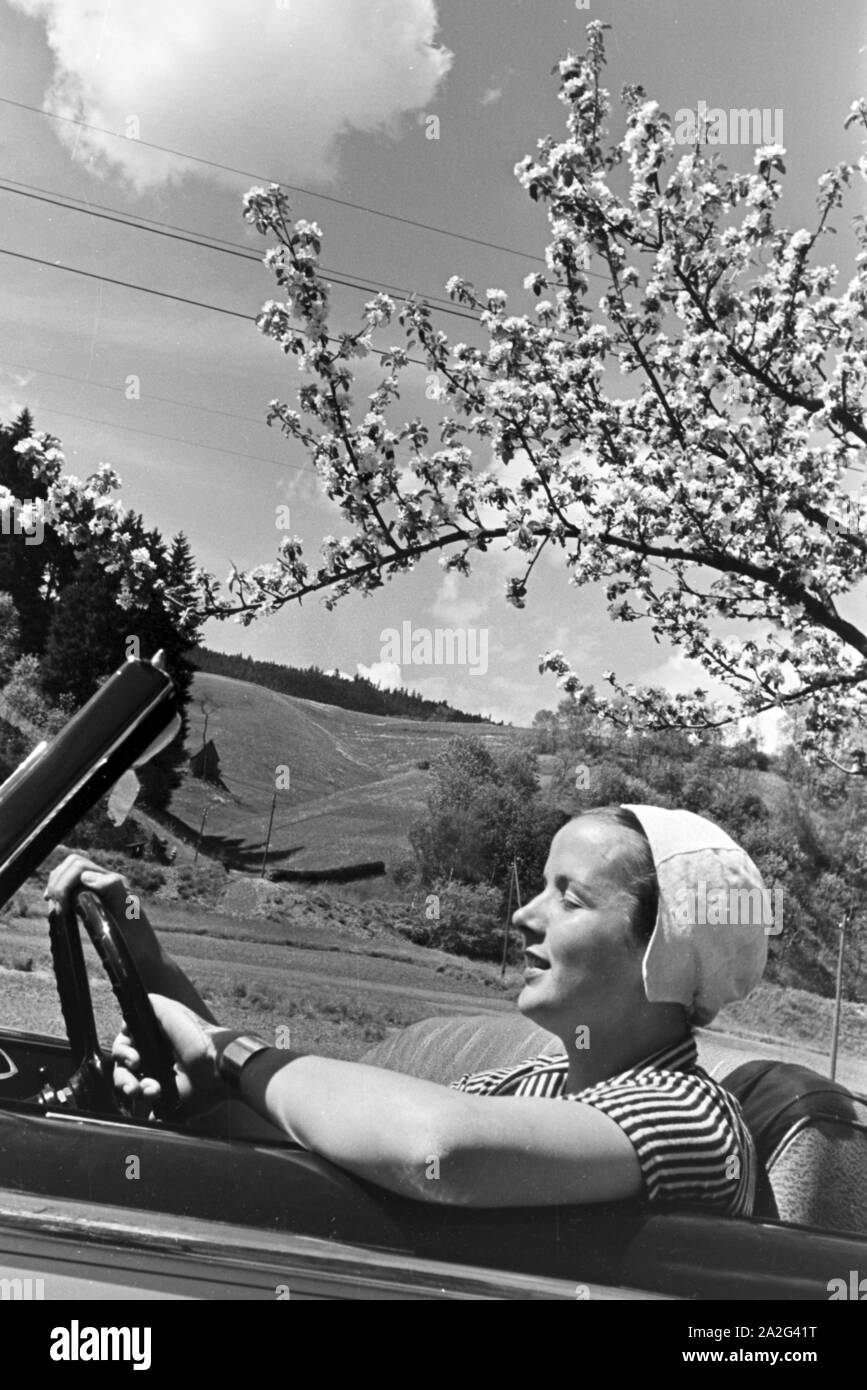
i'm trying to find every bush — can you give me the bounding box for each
[390,854,418,888]
[176,861,227,904]
[0,713,30,783]
[125,860,166,895]
[2,655,66,735]
[87,851,166,897]
[410,736,562,893]
[398,879,508,962]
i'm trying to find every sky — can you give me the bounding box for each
[0,0,864,732]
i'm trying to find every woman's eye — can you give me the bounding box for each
[563,891,583,909]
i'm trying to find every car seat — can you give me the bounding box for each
[723,1058,867,1234]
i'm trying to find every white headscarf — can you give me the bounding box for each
[623,805,770,1026]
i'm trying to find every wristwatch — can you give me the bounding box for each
[217,1034,271,1092]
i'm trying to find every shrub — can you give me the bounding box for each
[88,850,166,897]
[123,860,166,895]
[390,854,418,888]
[410,736,563,893]
[175,861,227,904]
[398,879,508,962]
[2,655,58,731]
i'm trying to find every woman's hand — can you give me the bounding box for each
[112,995,236,1115]
[45,853,130,922]
[45,852,217,1023]
[44,852,164,984]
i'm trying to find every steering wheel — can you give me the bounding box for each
[41,889,181,1119]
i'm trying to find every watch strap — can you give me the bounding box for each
[217,1034,270,1091]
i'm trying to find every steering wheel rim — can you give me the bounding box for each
[47,889,181,1119]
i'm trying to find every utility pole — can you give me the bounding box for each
[260,791,278,880]
[829,909,850,1081]
[500,858,523,977]
[500,864,514,978]
[198,699,210,752]
[193,802,211,868]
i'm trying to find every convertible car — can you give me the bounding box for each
[0,657,866,1300]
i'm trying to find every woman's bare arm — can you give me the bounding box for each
[148,995,644,1208]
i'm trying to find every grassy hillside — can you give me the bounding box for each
[169,673,523,872]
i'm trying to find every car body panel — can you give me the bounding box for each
[0,1192,667,1301]
[1,1027,865,1300]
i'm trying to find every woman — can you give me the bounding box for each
[45,803,767,1213]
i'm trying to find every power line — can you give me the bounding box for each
[0,174,493,311]
[0,244,445,370]
[0,94,546,264]
[0,178,490,322]
[0,354,266,428]
[1,240,585,386]
[19,401,307,472]
[4,361,442,476]
[0,244,253,321]
[0,345,458,482]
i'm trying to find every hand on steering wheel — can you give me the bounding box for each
[112,996,232,1117]
[44,857,181,1119]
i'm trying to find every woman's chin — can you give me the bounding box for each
[517,974,551,1019]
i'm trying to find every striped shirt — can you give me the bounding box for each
[452,1033,756,1215]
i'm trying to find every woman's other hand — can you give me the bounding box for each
[112,996,235,1115]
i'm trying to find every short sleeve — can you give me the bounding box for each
[451,1054,561,1096]
[571,1069,757,1215]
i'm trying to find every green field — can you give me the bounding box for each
[171,672,522,872]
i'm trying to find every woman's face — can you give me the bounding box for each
[513,817,649,1039]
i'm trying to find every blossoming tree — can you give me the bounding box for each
[210,22,867,765]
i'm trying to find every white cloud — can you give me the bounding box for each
[479,87,502,107]
[0,367,35,424]
[636,651,784,752]
[430,570,488,626]
[13,0,453,190]
[357,659,402,690]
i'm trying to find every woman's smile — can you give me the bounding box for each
[523,947,551,981]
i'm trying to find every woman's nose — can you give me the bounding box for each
[513,893,544,934]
